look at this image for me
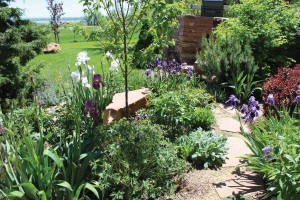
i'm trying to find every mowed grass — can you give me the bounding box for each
[28,26,141,82]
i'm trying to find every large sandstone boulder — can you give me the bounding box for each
[103,88,150,124]
[42,43,61,53]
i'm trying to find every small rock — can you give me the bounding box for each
[42,43,61,53]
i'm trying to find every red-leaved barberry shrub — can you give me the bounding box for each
[262,64,300,110]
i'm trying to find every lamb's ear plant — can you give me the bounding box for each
[176,128,228,169]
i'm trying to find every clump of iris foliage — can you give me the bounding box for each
[226,91,300,199]
[0,51,227,199]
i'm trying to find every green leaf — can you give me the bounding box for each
[84,183,99,199]
[43,148,63,168]
[8,191,25,198]
[57,181,73,192]
[14,183,38,199]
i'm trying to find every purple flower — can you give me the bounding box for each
[266,94,275,106]
[225,95,241,108]
[186,66,193,80]
[248,96,260,110]
[92,74,105,90]
[145,69,151,77]
[241,104,248,114]
[296,96,300,102]
[83,100,99,119]
[171,68,177,74]
[249,106,259,118]
[162,61,168,70]
[241,96,260,123]
[262,146,273,155]
[154,55,160,66]
[264,154,274,160]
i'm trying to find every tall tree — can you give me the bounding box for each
[46,0,65,43]
[0,0,47,105]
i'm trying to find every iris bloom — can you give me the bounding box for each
[84,65,95,75]
[81,77,91,88]
[71,70,81,82]
[225,95,240,108]
[145,69,151,77]
[105,51,112,58]
[262,146,273,155]
[76,51,90,66]
[241,96,260,122]
[264,154,273,160]
[110,59,120,71]
[266,94,275,106]
[83,100,98,118]
[186,66,193,80]
[92,74,105,90]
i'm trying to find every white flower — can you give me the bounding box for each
[84,65,95,75]
[76,51,90,65]
[81,77,91,88]
[71,70,81,82]
[110,59,120,71]
[105,51,112,58]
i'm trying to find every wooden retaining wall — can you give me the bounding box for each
[175,15,223,64]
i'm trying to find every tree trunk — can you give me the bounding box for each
[123,19,129,119]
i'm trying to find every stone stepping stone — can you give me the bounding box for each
[223,137,252,167]
[217,117,250,133]
[103,88,150,124]
[214,169,265,198]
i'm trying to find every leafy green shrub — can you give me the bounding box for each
[241,110,300,199]
[176,128,228,169]
[214,0,299,71]
[148,87,214,138]
[184,107,215,131]
[92,119,187,199]
[262,64,300,110]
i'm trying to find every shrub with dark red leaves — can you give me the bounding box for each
[262,64,300,110]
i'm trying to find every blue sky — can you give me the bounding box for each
[10,0,85,18]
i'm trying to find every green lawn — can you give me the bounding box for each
[28,26,141,82]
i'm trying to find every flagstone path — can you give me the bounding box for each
[159,104,265,200]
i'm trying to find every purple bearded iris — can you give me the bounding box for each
[145,69,151,76]
[225,95,240,108]
[83,100,99,119]
[266,94,275,106]
[92,74,105,90]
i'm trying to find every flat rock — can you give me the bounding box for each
[223,137,252,167]
[217,117,250,133]
[214,169,265,198]
[103,88,150,124]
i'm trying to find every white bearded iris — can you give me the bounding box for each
[110,59,120,71]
